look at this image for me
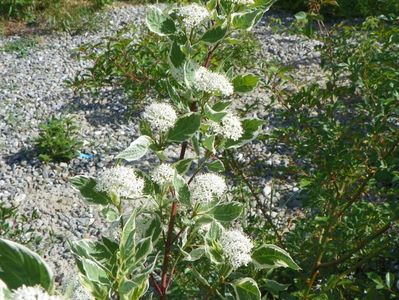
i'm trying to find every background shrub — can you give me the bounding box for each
[261,15,399,298]
[275,0,399,18]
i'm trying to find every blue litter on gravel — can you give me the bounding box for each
[79,152,95,159]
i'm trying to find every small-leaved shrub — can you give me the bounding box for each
[262,15,399,299]
[276,0,399,18]
[35,116,82,163]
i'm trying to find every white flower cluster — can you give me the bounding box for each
[96,166,144,198]
[210,112,243,141]
[178,3,210,30]
[219,229,253,269]
[231,0,255,5]
[191,173,226,203]
[194,67,234,96]
[151,164,175,186]
[11,285,63,300]
[0,280,6,300]
[142,103,177,133]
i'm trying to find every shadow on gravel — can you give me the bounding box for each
[60,88,139,127]
[4,147,39,167]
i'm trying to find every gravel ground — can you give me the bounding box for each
[0,4,323,296]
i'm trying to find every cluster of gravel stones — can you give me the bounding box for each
[0,4,324,297]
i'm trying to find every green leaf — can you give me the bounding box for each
[139,120,152,137]
[119,279,137,298]
[212,101,231,112]
[385,272,394,289]
[201,26,227,44]
[367,272,385,289]
[166,80,182,108]
[231,9,264,31]
[82,258,109,285]
[101,206,119,222]
[233,74,259,93]
[173,174,191,206]
[225,118,264,149]
[170,41,186,68]
[116,136,152,162]
[252,244,300,270]
[0,239,54,291]
[120,213,136,260]
[70,176,110,205]
[205,105,227,122]
[146,7,176,36]
[232,278,261,300]
[203,135,216,153]
[167,113,201,142]
[255,0,277,10]
[144,215,162,243]
[205,221,224,241]
[134,237,153,264]
[220,0,233,14]
[185,247,206,262]
[119,278,149,300]
[130,279,149,300]
[190,266,211,287]
[262,279,289,296]
[207,160,225,172]
[210,202,242,222]
[174,158,193,175]
[80,276,109,299]
[192,134,201,156]
[207,0,217,11]
[184,60,197,89]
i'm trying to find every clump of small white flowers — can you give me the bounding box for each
[0,280,6,300]
[96,166,144,198]
[219,229,253,269]
[191,173,227,203]
[142,103,177,133]
[177,3,210,30]
[11,285,63,300]
[194,67,234,96]
[231,0,255,5]
[151,164,175,186]
[210,112,243,141]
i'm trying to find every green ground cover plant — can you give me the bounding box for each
[35,116,82,163]
[1,36,38,56]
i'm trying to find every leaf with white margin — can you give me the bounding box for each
[232,278,261,300]
[146,6,176,36]
[116,136,152,162]
[0,238,54,292]
[252,244,300,270]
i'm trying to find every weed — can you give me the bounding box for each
[35,116,82,163]
[1,36,37,56]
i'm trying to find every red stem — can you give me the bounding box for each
[152,39,220,299]
[160,201,178,299]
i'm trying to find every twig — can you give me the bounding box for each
[160,201,178,299]
[225,150,283,246]
[318,222,392,269]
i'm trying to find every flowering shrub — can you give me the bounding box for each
[0,1,300,299]
[68,1,300,298]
